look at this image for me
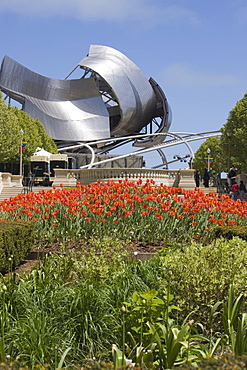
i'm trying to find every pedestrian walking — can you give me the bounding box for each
[239,180,246,201]
[228,165,237,186]
[195,169,201,187]
[203,168,210,187]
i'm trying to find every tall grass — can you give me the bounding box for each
[0,239,165,368]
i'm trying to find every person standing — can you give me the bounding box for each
[224,181,230,195]
[228,165,237,186]
[203,168,210,187]
[239,180,246,201]
[231,181,239,201]
[195,169,201,187]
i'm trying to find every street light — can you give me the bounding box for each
[207,148,211,172]
[20,129,24,176]
[226,131,231,169]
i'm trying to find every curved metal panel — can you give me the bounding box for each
[133,77,172,148]
[78,45,157,136]
[24,97,109,141]
[0,56,101,101]
[0,56,110,141]
[0,46,172,147]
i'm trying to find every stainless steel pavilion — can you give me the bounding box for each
[0,45,171,147]
[0,45,221,168]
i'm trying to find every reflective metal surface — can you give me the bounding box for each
[0,56,109,141]
[78,45,157,136]
[0,45,172,145]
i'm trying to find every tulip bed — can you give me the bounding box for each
[0,179,246,246]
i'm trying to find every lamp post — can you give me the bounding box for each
[20,129,24,176]
[207,148,211,172]
[227,131,230,170]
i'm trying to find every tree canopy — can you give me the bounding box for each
[193,136,223,176]
[221,92,247,173]
[194,92,247,175]
[0,94,58,164]
[0,97,21,163]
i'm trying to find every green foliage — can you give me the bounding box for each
[0,362,50,369]
[0,221,35,273]
[194,92,247,174]
[2,236,247,368]
[193,136,224,175]
[112,285,247,369]
[221,285,244,336]
[34,237,131,284]
[0,238,164,368]
[214,225,247,241]
[114,289,209,369]
[123,289,179,348]
[79,361,115,370]
[0,94,57,164]
[159,237,247,326]
[11,108,58,163]
[174,354,247,369]
[0,98,20,163]
[210,285,247,357]
[221,92,247,173]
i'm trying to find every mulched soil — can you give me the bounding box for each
[11,241,164,276]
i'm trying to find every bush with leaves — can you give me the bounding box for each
[159,237,247,327]
[174,354,247,369]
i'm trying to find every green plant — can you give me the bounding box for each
[0,240,167,368]
[0,221,35,273]
[113,289,209,369]
[221,284,244,335]
[211,284,247,357]
[174,353,247,369]
[214,225,247,241]
[159,237,247,327]
[0,284,7,362]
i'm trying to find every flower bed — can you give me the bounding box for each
[0,178,246,245]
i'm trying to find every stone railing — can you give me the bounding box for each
[0,172,23,188]
[0,169,197,196]
[52,168,196,189]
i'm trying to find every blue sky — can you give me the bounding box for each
[0,0,247,168]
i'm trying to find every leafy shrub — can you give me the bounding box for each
[159,237,247,326]
[175,354,247,369]
[0,221,35,272]
[214,225,247,241]
[0,361,50,369]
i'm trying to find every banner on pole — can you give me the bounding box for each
[21,142,27,152]
[19,142,27,153]
[204,158,213,165]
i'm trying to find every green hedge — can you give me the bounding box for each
[0,221,35,273]
[174,354,247,369]
[0,362,50,369]
[214,225,247,240]
[159,237,247,326]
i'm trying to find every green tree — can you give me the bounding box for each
[193,136,224,176]
[11,107,58,163]
[0,94,58,164]
[194,92,247,175]
[221,92,247,173]
[0,97,21,162]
